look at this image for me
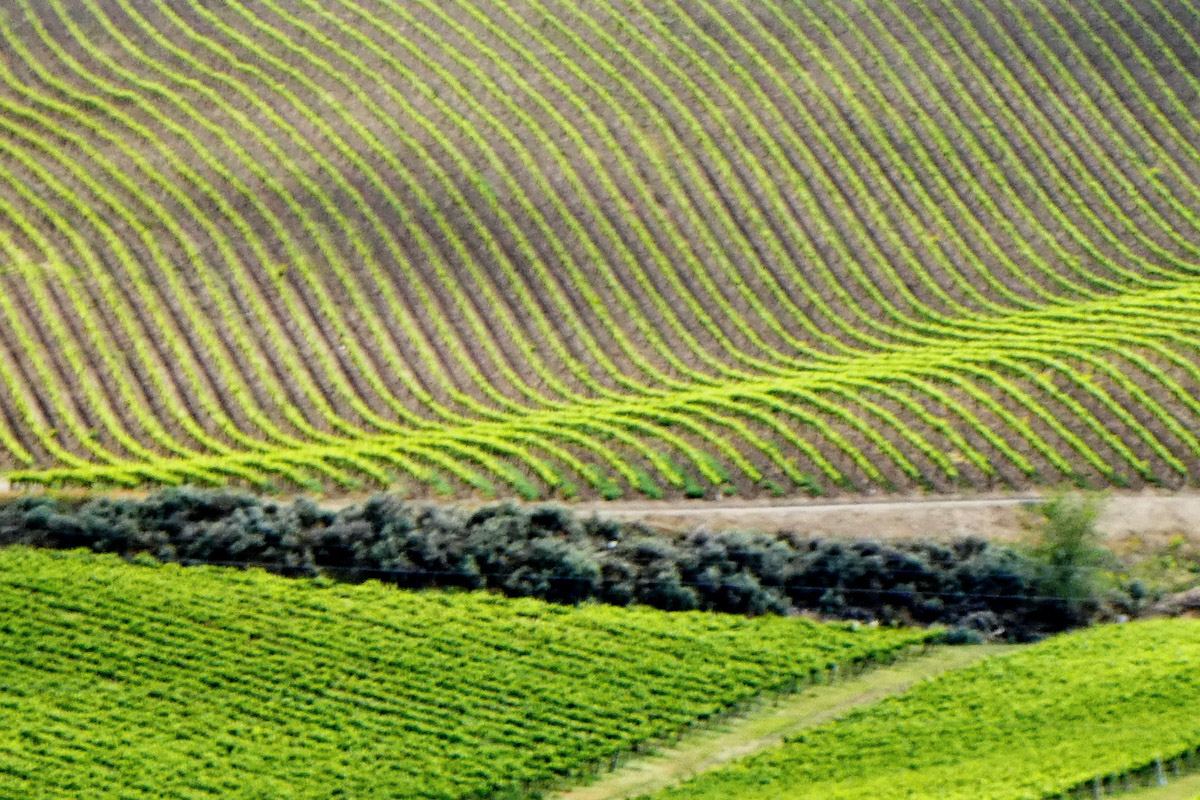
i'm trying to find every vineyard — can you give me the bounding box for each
[654,618,1200,800]
[0,547,929,799]
[3,0,1200,497]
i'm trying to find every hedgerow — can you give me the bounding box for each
[0,489,1081,638]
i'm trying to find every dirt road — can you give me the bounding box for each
[570,491,1200,548]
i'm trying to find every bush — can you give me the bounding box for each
[940,627,986,646]
[1027,492,1111,627]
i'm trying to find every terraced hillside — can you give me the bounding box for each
[2,0,1200,497]
[0,547,929,798]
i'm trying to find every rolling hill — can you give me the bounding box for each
[0,547,929,799]
[2,0,1200,498]
[653,618,1200,800]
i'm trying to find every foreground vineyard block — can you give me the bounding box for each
[655,618,1200,800]
[0,547,929,799]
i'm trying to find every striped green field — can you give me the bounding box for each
[653,619,1200,800]
[2,0,1200,498]
[0,547,929,799]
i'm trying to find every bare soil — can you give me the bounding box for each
[569,489,1200,553]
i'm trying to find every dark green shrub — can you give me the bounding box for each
[941,627,986,646]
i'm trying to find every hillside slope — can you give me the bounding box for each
[3,0,1200,497]
[654,618,1200,800]
[0,547,928,799]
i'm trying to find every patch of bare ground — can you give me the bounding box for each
[568,490,1200,552]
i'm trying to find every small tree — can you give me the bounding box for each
[1030,492,1110,627]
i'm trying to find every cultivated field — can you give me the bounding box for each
[2,0,1200,498]
[654,618,1200,800]
[0,547,929,799]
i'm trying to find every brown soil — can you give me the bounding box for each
[568,489,1200,552]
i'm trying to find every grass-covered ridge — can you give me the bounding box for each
[0,547,929,799]
[654,618,1200,800]
[3,0,1200,496]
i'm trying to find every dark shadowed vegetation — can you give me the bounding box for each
[0,488,1113,638]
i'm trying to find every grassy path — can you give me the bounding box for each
[1122,774,1200,800]
[554,644,1017,800]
